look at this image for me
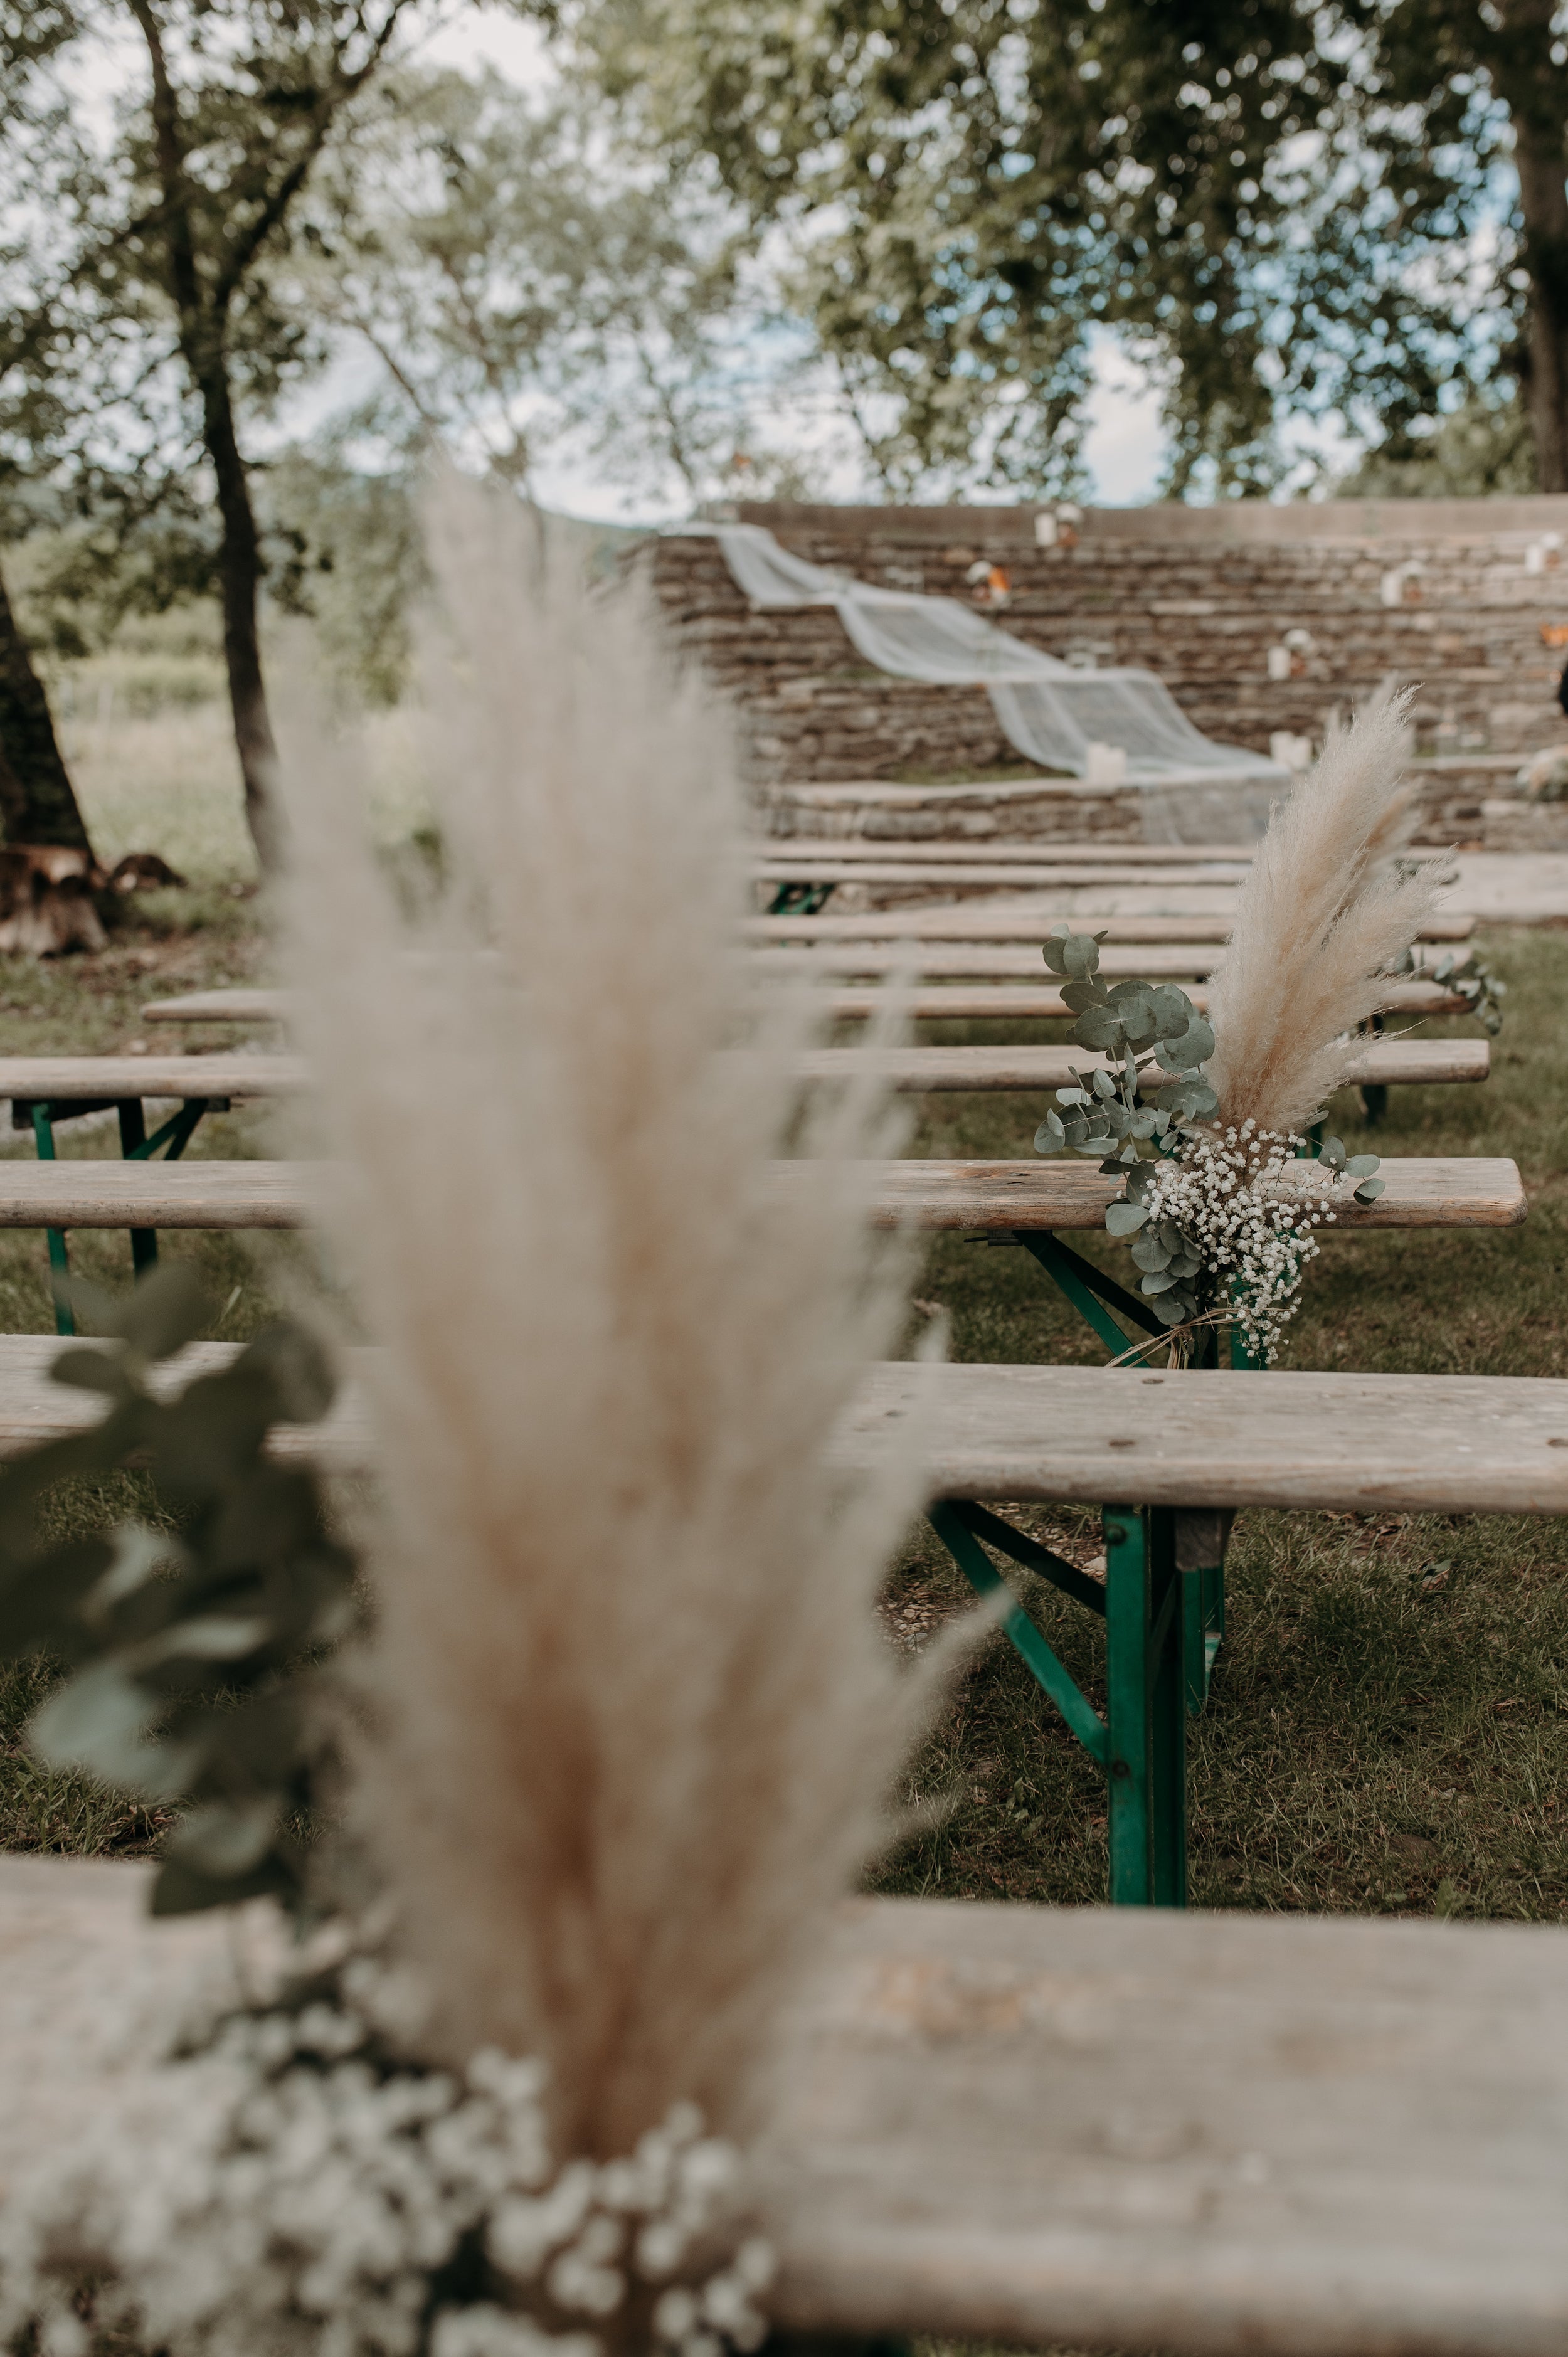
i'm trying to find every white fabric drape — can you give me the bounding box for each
[714,522,1286,843]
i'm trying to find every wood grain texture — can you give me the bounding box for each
[750,909,1475,944]
[0,1861,1564,2356]
[793,1038,1489,1091]
[757,835,1259,864]
[0,1329,1558,1508]
[841,1360,1568,1513]
[0,1055,304,1101]
[758,943,1224,978]
[753,859,1253,889]
[758,1896,1568,2354]
[852,1153,1524,1230]
[143,990,292,1025]
[0,1155,1519,1234]
[820,982,1471,1020]
[141,977,1473,1025]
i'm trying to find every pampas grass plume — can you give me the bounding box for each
[1204,688,1443,1137]
[277,479,943,2162]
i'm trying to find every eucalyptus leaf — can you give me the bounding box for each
[50,1347,135,1402]
[1073,1004,1123,1051]
[169,1798,282,1878]
[1140,1268,1180,1294]
[1104,1201,1147,1236]
[1034,1118,1064,1155]
[1059,978,1108,1014]
[1150,984,1197,1039]
[1345,1154,1380,1178]
[1131,1233,1171,1271]
[109,1262,212,1364]
[1041,937,1069,974]
[1353,1177,1387,1203]
[1318,1135,1347,1171]
[1061,935,1096,978]
[29,1660,196,1797]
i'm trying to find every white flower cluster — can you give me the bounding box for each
[0,1959,773,2357]
[1143,1123,1343,1364]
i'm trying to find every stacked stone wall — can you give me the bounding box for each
[645,501,1568,841]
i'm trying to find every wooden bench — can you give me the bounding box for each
[0,1335,1545,1915]
[793,1037,1488,1093]
[142,980,1476,1029]
[823,978,1472,1020]
[757,833,1263,863]
[3,1856,1564,2357]
[749,907,1476,943]
[0,1154,1523,1237]
[753,940,1461,981]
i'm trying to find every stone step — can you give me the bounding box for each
[758,755,1568,852]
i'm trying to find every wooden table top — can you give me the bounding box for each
[0,1155,1521,1233]
[2,1858,1562,2355]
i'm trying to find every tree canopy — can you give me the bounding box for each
[558,0,1568,494]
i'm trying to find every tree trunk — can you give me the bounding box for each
[0,562,95,854]
[1513,109,1568,491]
[199,362,283,872]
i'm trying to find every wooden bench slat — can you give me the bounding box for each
[0,1055,301,1101]
[0,1155,1518,1233]
[758,1897,1568,2353]
[795,1037,1488,1091]
[749,908,1476,944]
[3,1859,1564,2356]
[143,976,1476,1025]
[756,834,1261,862]
[0,1330,1557,1509]
[844,1360,1568,1515]
[755,861,1252,889]
[0,1038,1485,1109]
[820,982,1471,1020]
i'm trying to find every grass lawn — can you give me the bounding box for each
[872,926,1568,1924]
[0,890,1564,1932]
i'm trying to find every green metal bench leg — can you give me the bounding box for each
[29,1106,73,1337]
[1104,1505,1186,1907]
[116,1100,159,1278]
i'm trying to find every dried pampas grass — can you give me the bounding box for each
[1204,688,1443,1137]
[276,477,942,2163]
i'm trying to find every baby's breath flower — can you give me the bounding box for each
[0,1961,772,2357]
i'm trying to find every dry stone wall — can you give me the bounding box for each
[645,496,1568,845]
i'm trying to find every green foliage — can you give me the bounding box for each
[0,1264,354,1920]
[1033,924,1379,1332]
[570,0,1565,494]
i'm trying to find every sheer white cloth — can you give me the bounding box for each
[715,522,1285,842]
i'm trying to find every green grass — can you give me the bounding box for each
[2,916,1567,1930]
[870,926,1568,1922]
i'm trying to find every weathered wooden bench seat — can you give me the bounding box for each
[793,1037,1488,1092]
[0,1040,1485,1118]
[748,906,1476,943]
[2,1856,1564,2357]
[6,1857,1556,2357]
[0,1338,1550,1916]
[144,972,1477,1027]
[0,1154,1523,1237]
[752,940,1448,980]
[758,832,1261,864]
